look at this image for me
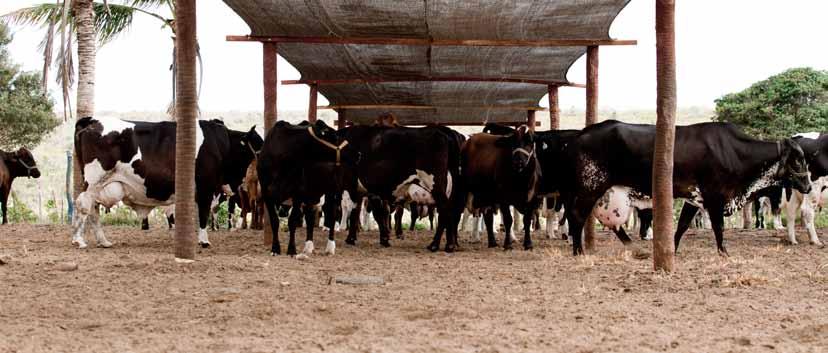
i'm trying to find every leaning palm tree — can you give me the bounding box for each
[3,0,201,121]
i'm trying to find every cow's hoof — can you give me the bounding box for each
[503,244,513,251]
[97,241,113,248]
[287,248,297,256]
[345,237,356,246]
[717,249,730,257]
[73,241,88,249]
[199,242,211,248]
[426,243,440,252]
[445,244,456,253]
[379,240,391,248]
[270,251,280,256]
[812,241,825,247]
[487,241,498,248]
[325,240,336,256]
[523,243,534,251]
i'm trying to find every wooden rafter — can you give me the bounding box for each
[227,35,637,47]
[333,120,541,127]
[281,77,586,88]
[319,105,547,111]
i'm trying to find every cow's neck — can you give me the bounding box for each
[727,140,783,213]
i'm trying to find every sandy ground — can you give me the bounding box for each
[1,223,827,353]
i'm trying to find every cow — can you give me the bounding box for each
[257,120,357,257]
[237,159,263,230]
[1,147,42,224]
[560,120,812,256]
[444,126,540,250]
[337,124,462,252]
[72,116,261,249]
[393,202,434,239]
[751,186,784,230]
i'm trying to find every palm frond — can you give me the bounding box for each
[1,3,64,29]
[93,3,135,44]
[126,0,173,11]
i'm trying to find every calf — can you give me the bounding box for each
[561,120,812,256]
[0,148,42,224]
[72,117,259,249]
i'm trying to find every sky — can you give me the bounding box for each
[1,0,827,113]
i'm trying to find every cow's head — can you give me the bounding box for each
[497,125,536,174]
[778,139,811,194]
[244,126,264,154]
[6,147,41,179]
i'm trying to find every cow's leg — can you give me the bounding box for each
[483,209,496,248]
[707,205,728,256]
[753,199,763,229]
[299,204,316,257]
[801,196,822,246]
[566,195,599,256]
[323,194,338,255]
[284,205,305,256]
[741,206,753,230]
[195,193,214,248]
[166,206,175,229]
[72,191,98,249]
[673,203,699,253]
[638,209,653,240]
[346,201,361,245]
[426,215,443,252]
[500,205,514,250]
[1,187,8,224]
[611,227,633,245]
[511,207,521,234]
[785,194,803,245]
[227,198,237,230]
[89,203,113,248]
[372,198,392,248]
[469,213,481,243]
[409,203,419,231]
[141,217,149,230]
[394,204,404,239]
[522,207,534,250]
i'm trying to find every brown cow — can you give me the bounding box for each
[1,148,42,224]
[448,126,541,250]
[239,159,263,229]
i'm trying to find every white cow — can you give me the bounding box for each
[782,176,828,245]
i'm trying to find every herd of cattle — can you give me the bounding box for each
[1,115,826,258]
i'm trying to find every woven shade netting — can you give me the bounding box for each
[223,0,630,125]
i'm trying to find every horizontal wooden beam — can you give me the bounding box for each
[227,35,637,47]
[333,120,541,127]
[320,105,547,111]
[282,77,585,88]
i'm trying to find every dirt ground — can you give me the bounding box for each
[1,223,827,353]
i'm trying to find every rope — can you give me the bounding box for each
[307,126,349,166]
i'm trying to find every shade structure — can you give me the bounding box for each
[223,0,632,125]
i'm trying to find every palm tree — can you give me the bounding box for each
[173,0,196,260]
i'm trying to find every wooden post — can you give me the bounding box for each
[173,0,197,261]
[548,85,560,130]
[262,42,278,246]
[653,0,676,272]
[584,45,599,252]
[527,110,536,131]
[308,83,318,122]
[337,109,346,130]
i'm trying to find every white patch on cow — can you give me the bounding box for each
[644,227,653,240]
[301,240,314,256]
[794,132,820,140]
[282,198,293,207]
[318,195,325,207]
[541,142,548,150]
[784,176,827,245]
[198,228,210,246]
[83,159,107,185]
[592,186,634,230]
[325,239,336,255]
[393,169,436,204]
[446,172,453,197]
[580,156,608,191]
[686,187,704,207]
[339,191,356,232]
[96,116,135,136]
[357,178,368,194]
[195,121,205,159]
[725,161,781,215]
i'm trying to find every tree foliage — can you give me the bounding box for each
[714,68,828,139]
[0,22,58,150]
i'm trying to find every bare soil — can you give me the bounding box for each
[1,224,827,352]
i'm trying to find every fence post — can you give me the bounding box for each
[66,150,74,223]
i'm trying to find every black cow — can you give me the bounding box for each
[561,120,812,256]
[0,148,42,224]
[338,124,462,251]
[72,117,260,249]
[258,120,356,257]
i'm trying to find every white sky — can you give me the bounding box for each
[1,0,827,113]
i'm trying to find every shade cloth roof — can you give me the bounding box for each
[223,0,631,125]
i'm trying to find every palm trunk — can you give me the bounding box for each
[174,0,198,260]
[72,0,96,199]
[652,0,677,272]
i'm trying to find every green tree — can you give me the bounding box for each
[714,68,828,139]
[0,22,57,150]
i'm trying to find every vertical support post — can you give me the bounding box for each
[653,0,676,272]
[173,0,197,261]
[337,109,346,130]
[527,110,536,131]
[308,83,318,122]
[262,42,278,246]
[65,150,74,223]
[584,45,599,251]
[548,85,560,130]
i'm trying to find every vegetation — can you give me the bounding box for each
[0,22,58,150]
[714,68,828,139]
[5,192,38,223]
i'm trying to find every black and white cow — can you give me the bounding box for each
[561,120,812,256]
[338,124,462,252]
[1,147,42,224]
[72,116,260,248]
